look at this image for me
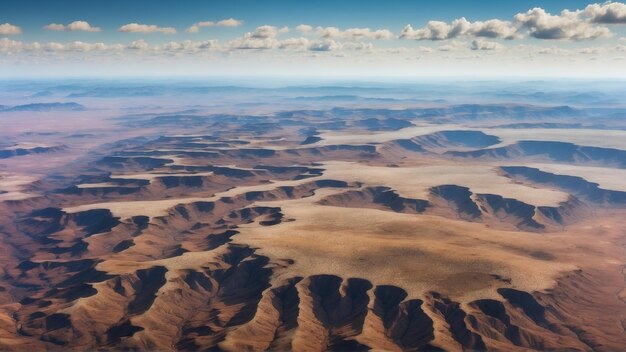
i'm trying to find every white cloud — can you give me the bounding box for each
[64,41,108,51]
[16,40,116,52]
[0,38,35,52]
[196,21,216,27]
[308,39,341,51]
[156,40,218,51]
[296,24,313,33]
[127,39,149,50]
[44,23,66,31]
[316,26,341,38]
[584,1,626,23]
[316,26,393,40]
[231,37,279,49]
[228,25,286,50]
[401,21,459,40]
[278,37,309,49]
[471,19,518,39]
[401,3,624,42]
[249,25,280,38]
[0,38,125,53]
[470,39,502,50]
[186,25,201,34]
[343,42,374,50]
[45,21,101,32]
[217,18,243,27]
[400,18,517,40]
[124,39,220,52]
[67,21,101,32]
[514,8,611,40]
[0,23,22,35]
[119,23,176,34]
[44,42,64,52]
[186,18,243,33]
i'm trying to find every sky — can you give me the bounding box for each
[1,0,626,78]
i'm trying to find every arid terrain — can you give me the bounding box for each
[0,81,625,351]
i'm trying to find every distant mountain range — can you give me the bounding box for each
[0,102,85,112]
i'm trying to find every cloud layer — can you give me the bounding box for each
[1,0,626,78]
[118,23,176,34]
[401,2,626,41]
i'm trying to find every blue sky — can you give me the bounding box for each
[3,0,602,41]
[1,0,625,78]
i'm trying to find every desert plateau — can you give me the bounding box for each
[0,80,624,351]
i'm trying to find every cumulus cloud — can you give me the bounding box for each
[228,25,289,49]
[470,39,502,50]
[278,37,309,49]
[217,18,243,27]
[308,39,341,51]
[186,18,243,33]
[127,39,149,50]
[0,38,35,52]
[119,23,176,34]
[584,1,626,23]
[185,25,202,33]
[296,24,313,33]
[401,3,625,42]
[45,21,101,32]
[44,23,65,31]
[231,37,278,49]
[316,26,393,40]
[0,23,22,35]
[400,22,455,40]
[230,32,343,51]
[250,25,280,38]
[471,19,519,38]
[400,18,517,40]
[514,8,611,40]
[68,21,101,32]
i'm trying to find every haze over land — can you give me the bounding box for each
[0,79,624,351]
